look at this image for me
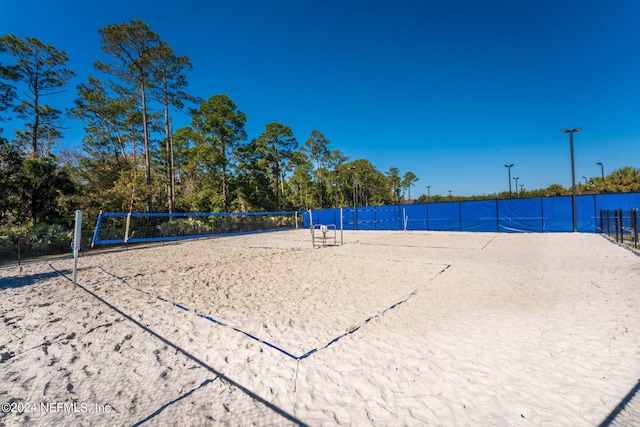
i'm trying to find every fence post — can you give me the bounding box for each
[610,210,614,239]
[354,207,358,231]
[599,209,603,234]
[632,209,638,248]
[592,195,597,233]
[374,207,377,230]
[425,203,429,230]
[615,209,621,242]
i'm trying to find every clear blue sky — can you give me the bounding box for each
[2,0,640,197]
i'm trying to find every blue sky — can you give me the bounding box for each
[2,0,640,197]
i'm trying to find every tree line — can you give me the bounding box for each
[1,20,639,256]
[0,21,420,249]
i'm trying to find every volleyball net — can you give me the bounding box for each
[91,211,300,246]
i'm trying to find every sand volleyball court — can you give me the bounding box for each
[1,230,639,426]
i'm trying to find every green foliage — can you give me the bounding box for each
[401,171,419,201]
[0,153,76,226]
[178,188,224,213]
[303,130,330,207]
[5,20,640,256]
[386,167,401,203]
[0,34,75,157]
[606,166,640,193]
[96,20,166,211]
[0,138,23,224]
[0,81,16,120]
[70,76,137,160]
[0,222,75,261]
[188,95,247,212]
[255,122,298,210]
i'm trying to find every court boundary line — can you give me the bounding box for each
[94,263,451,361]
[47,264,309,426]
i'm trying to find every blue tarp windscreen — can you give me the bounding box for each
[304,192,640,234]
[498,199,542,232]
[427,202,461,231]
[542,196,572,232]
[594,192,640,232]
[404,204,427,230]
[374,206,404,230]
[344,208,357,230]
[576,195,597,232]
[309,208,340,229]
[303,210,310,228]
[356,207,376,230]
[461,200,496,232]
[595,192,640,211]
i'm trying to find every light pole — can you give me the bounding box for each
[426,185,431,203]
[582,176,588,185]
[596,162,604,182]
[350,166,357,230]
[504,164,514,198]
[448,190,452,198]
[519,184,524,195]
[561,128,582,232]
[513,177,520,197]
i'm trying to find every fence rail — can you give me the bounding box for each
[601,209,639,248]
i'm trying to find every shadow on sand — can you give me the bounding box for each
[48,264,309,427]
[599,379,640,426]
[0,269,72,290]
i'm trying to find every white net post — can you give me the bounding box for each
[72,210,82,287]
[403,208,408,231]
[124,212,132,244]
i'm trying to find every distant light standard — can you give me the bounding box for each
[504,164,514,198]
[561,128,582,232]
[448,190,452,198]
[582,176,588,185]
[513,177,520,197]
[426,185,431,203]
[350,166,357,230]
[596,162,604,181]
[519,184,524,195]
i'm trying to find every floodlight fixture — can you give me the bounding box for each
[504,163,514,198]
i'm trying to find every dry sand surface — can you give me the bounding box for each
[1,230,639,426]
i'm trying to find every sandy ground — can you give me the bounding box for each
[1,230,639,426]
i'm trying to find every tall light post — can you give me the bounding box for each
[448,190,452,198]
[513,177,520,197]
[504,164,514,198]
[561,128,582,232]
[426,185,431,203]
[582,176,588,185]
[596,162,604,182]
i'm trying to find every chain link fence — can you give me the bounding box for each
[600,209,639,248]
